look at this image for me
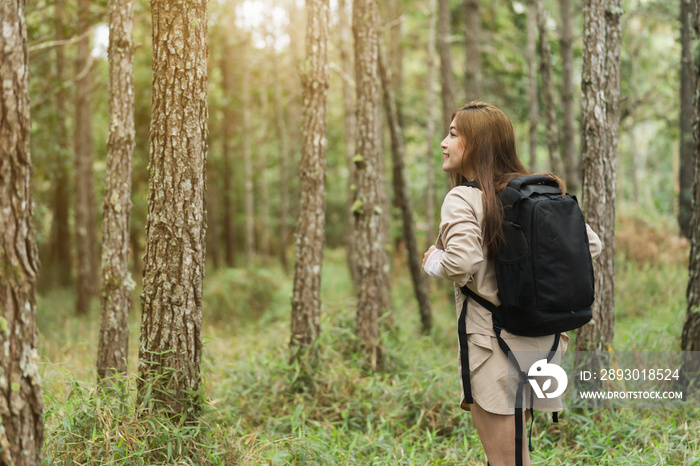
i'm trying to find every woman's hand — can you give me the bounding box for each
[422,245,437,268]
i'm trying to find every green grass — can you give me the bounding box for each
[38,245,700,465]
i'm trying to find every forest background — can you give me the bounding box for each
[11,0,700,463]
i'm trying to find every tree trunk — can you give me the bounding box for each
[97,0,135,383]
[536,0,562,175]
[381,0,404,99]
[375,118,394,328]
[576,0,619,352]
[51,0,73,287]
[221,40,236,268]
[206,161,220,269]
[681,0,700,362]
[438,0,457,134]
[353,0,387,369]
[559,0,578,192]
[426,0,438,249]
[679,0,696,238]
[257,81,270,260]
[272,45,290,272]
[242,37,256,265]
[338,0,360,288]
[602,0,621,340]
[138,0,208,419]
[527,0,538,172]
[629,126,640,203]
[682,107,700,352]
[290,0,329,357]
[463,0,482,101]
[75,0,99,315]
[379,45,433,335]
[0,0,45,461]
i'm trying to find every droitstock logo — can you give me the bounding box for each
[528,359,568,399]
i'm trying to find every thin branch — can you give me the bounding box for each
[380,15,405,32]
[28,27,93,54]
[329,62,355,88]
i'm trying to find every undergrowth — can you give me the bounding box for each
[37,216,700,464]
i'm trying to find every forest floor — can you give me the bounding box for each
[38,208,699,465]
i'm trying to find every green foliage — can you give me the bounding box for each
[26,0,700,463]
[43,370,241,465]
[40,237,700,464]
[203,266,288,324]
[206,310,482,464]
[614,259,687,351]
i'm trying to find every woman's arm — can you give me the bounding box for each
[432,187,484,287]
[586,224,602,260]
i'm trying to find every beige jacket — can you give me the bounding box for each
[435,185,603,414]
[436,184,602,337]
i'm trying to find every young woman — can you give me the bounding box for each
[422,102,601,466]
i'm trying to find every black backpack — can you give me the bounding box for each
[457,175,595,466]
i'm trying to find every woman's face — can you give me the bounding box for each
[440,118,466,174]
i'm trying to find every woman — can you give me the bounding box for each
[422,102,601,466]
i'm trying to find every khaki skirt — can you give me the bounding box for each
[460,331,569,415]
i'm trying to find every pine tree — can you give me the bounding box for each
[97,0,135,383]
[290,0,330,356]
[438,0,456,133]
[576,0,621,352]
[353,0,388,368]
[0,0,45,460]
[463,0,482,100]
[681,0,700,368]
[138,0,208,418]
[680,0,697,238]
[75,0,100,315]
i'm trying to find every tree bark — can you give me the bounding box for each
[51,0,73,287]
[290,0,329,357]
[272,44,290,272]
[681,0,700,360]
[379,45,433,335]
[338,0,360,288]
[353,0,387,369]
[438,0,457,134]
[138,0,208,419]
[602,0,621,341]
[97,0,135,382]
[256,72,270,260]
[206,161,220,269]
[381,0,404,99]
[679,0,696,238]
[463,0,482,101]
[75,0,99,315]
[426,0,438,249]
[221,39,237,268]
[559,0,579,192]
[536,0,562,175]
[0,0,45,461]
[242,36,256,264]
[576,0,619,352]
[527,0,538,172]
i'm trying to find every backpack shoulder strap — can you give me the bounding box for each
[461,285,498,313]
[507,174,556,190]
[460,180,481,190]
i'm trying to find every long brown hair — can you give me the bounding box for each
[449,101,565,256]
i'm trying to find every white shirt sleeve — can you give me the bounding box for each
[423,248,446,278]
